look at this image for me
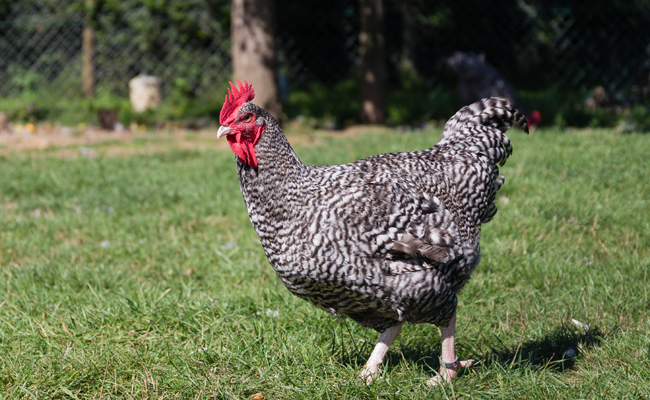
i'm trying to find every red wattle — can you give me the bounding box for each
[227,124,264,168]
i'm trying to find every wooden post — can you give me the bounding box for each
[82,0,96,97]
[231,0,282,122]
[359,0,385,124]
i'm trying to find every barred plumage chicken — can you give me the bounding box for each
[217,80,528,385]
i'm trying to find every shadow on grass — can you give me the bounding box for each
[332,320,604,378]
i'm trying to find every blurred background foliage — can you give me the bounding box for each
[1,0,650,129]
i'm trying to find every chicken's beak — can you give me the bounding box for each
[217,126,234,138]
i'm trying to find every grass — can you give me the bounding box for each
[0,127,649,399]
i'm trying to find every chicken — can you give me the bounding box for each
[217,80,528,385]
[445,51,541,127]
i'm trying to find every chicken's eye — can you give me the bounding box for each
[243,114,252,122]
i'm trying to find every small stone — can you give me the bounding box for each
[571,318,590,332]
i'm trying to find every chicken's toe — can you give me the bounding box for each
[426,359,474,386]
[360,365,380,385]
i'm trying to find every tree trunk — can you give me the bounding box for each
[82,0,96,97]
[231,0,282,122]
[399,1,419,89]
[359,0,385,124]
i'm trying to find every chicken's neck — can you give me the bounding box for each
[240,120,304,174]
[235,120,307,257]
[236,118,306,207]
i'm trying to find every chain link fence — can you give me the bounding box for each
[0,0,232,99]
[1,0,650,120]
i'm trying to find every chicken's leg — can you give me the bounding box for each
[427,312,474,386]
[360,323,403,384]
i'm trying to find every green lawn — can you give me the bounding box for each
[1,128,649,399]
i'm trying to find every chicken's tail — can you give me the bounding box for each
[436,97,528,167]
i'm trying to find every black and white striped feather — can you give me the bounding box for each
[232,97,527,332]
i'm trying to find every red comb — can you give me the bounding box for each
[220,80,255,125]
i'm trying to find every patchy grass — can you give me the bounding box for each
[0,128,649,399]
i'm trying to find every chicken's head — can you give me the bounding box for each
[217,80,264,168]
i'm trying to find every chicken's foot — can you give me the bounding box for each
[426,312,474,386]
[360,323,403,384]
